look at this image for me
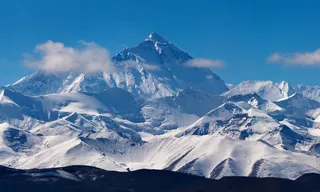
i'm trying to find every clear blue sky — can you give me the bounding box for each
[1,0,320,86]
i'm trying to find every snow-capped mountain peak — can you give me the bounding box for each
[293,84,320,102]
[146,32,169,44]
[276,81,295,98]
[223,80,294,101]
[8,33,228,97]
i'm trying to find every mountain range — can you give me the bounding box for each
[1,33,320,180]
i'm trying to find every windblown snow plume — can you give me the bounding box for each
[184,58,225,68]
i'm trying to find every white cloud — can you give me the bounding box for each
[141,64,160,71]
[24,40,115,73]
[267,53,282,62]
[118,60,160,71]
[184,58,225,68]
[267,49,320,66]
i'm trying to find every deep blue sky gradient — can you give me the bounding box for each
[1,0,320,86]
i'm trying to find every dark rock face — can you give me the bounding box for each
[0,165,320,192]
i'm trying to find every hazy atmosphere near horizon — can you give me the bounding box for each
[1,1,320,192]
[1,0,320,86]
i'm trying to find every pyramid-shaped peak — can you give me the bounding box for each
[146,32,168,43]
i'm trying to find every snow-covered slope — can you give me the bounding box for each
[2,86,318,180]
[294,84,320,102]
[1,121,319,180]
[275,93,320,117]
[223,80,294,101]
[8,71,73,96]
[1,33,320,180]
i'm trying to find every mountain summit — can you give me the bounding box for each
[8,33,229,97]
[146,32,169,43]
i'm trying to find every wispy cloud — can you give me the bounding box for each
[24,40,115,73]
[184,58,225,68]
[141,64,160,71]
[267,49,320,66]
[119,60,161,71]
